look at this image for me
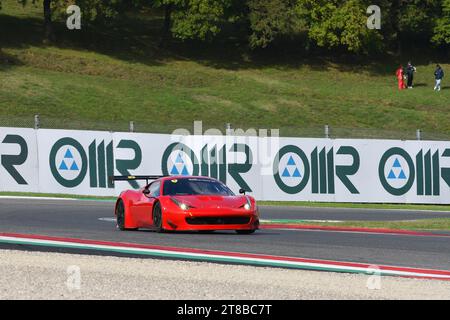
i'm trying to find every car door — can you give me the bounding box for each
[135,181,161,227]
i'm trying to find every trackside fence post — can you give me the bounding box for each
[226,123,232,135]
[325,125,330,139]
[34,115,40,130]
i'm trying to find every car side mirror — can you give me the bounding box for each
[143,188,151,195]
[239,188,246,195]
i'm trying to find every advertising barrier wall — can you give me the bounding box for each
[1,126,450,204]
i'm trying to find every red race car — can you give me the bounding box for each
[111,175,259,234]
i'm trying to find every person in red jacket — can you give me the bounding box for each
[396,65,405,90]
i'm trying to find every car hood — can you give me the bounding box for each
[171,195,247,209]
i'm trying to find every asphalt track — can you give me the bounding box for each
[0,198,450,271]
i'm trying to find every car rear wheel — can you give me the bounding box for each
[236,229,256,235]
[116,199,138,231]
[116,199,130,231]
[153,201,165,233]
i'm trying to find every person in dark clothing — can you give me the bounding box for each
[434,64,444,92]
[406,62,417,88]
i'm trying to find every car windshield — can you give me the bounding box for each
[163,178,235,196]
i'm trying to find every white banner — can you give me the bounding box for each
[1,127,450,204]
[37,129,114,196]
[0,127,39,193]
[261,138,450,204]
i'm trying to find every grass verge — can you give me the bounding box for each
[262,218,450,232]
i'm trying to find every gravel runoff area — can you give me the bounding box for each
[0,249,449,300]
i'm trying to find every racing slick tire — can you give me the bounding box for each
[116,199,138,231]
[153,201,165,233]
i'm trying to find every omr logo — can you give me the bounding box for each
[50,138,87,188]
[168,152,192,176]
[387,158,407,179]
[161,142,253,192]
[378,147,450,196]
[281,156,302,178]
[273,145,310,194]
[384,156,410,190]
[278,152,306,189]
[49,137,143,189]
[57,148,81,173]
[273,145,360,195]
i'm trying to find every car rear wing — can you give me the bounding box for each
[109,175,168,186]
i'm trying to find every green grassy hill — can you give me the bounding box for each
[1,0,449,139]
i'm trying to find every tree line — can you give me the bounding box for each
[2,0,450,54]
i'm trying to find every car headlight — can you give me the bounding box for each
[240,197,252,210]
[171,197,193,211]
